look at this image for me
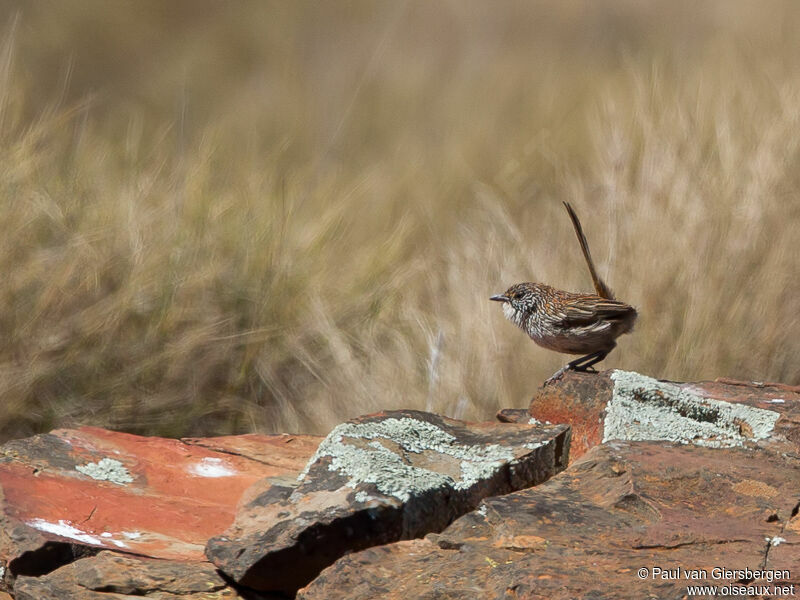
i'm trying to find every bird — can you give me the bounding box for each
[490,202,637,383]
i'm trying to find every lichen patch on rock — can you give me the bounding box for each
[298,417,518,502]
[76,458,134,484]
[606,371,780,447]
[208,410,569,594]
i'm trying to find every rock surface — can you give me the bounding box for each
[530,370,798,460]
[298,440,800,599]
[0,427,321,593]
[2,370,797,599]
[13,551,250,600]
[206,409,570,594]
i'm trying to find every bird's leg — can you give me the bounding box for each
[568,349,609,372]
[543,349,610,386]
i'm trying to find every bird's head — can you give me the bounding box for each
[490,282,540,326]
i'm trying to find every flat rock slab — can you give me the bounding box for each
[12,550,284,600]
[0,426,321,582]
[298,440,800,599]
[206,409,570,594]
[528,370,798,460]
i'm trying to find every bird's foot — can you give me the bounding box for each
[543,364,570,387]
[544,362,602,387]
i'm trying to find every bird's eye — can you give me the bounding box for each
[513,291,523,300]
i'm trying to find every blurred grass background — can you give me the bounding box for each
[0,1,797,441]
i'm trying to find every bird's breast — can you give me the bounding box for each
[502,302,524,328]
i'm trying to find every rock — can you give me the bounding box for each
[206,409,570,594]
[13,551,255,599]
[298,440,800,599]
[495,408,532,424]
[529,370,798,460]
[3,370,794,597]
[184,433,323,470]
[0,427,321,583]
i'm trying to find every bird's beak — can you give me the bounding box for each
[490,294,509,302]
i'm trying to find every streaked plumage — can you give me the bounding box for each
[491,202,637,379]
[495,281,636,355]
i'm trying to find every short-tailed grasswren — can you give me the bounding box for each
[491,202,637,382]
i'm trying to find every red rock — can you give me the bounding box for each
[184,433,322,469]
[527,370,613,459]
[529,370,798,461]
[13,551,246,599]
[298,440,800,599]
[0,427,321,581]
[206,409,570,594]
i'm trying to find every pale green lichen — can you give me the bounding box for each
[297,417,526,502]
[76,458,134,484]
[354,491,373,503]
[606,371,780,448]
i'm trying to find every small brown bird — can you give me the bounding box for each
[491,202,637,382]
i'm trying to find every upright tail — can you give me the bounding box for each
[563,202,615,300]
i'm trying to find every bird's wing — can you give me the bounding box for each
[557,296,636,327]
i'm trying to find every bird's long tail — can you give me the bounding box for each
[563,201,615,300]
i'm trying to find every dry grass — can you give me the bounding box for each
[0,1,798,441]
